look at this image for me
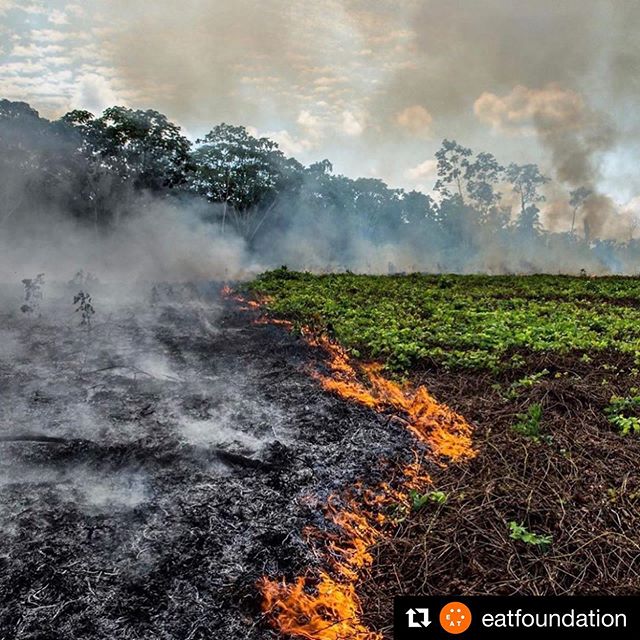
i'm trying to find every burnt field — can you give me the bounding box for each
[2,273,640,640]
[0,282,419,639]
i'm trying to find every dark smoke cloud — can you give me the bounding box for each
[105,0,630,126]
[474,83,617,187]
[91,1,640,198]
[378,1,638,118]
[100,0,328,125]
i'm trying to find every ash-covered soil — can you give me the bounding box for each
[0,283,414,639]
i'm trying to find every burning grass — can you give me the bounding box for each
[255,313,474,639]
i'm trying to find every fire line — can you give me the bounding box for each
[226,288,474,640]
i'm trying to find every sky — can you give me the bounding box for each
[1,0,639,211]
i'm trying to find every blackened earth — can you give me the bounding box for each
[0,284,415,639]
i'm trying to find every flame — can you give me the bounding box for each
[221,284,266,311]
[260,572,382,640]
[258,458,436,639]
[254,316,294,329]
[308,335,474,462]
[224,288,474,639]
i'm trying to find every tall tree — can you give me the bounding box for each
[1,100,89,227]
[352,177,403,239]
[568,186,593,236]
[465,151,503,218]
[65,107,192,193]
[188,124,302,236]
[434,139,472,203]
[400,190,438,227]
[505,163,550,215]
[516,205,543,237]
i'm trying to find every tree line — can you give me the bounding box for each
[0,98,635,273]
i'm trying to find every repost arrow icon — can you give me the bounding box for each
[407,608,432,628]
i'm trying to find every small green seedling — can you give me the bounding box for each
[409,489,448,511]
[508,521,552,550]
[502,370,550,400]
[512,403,548,442]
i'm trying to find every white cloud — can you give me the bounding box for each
[48,9,68,25]
[297,109,319,130]
[1,68,72,87]
[12,43,65,57]
[14,3,47,15]
[66,4,85,18]
[47,56,73,66]
[341,110,364,136]
[30,28,75,42]
[69,73,121,114]
[0,59,46,75]
[395,104,433,137]
[248,127,313,157]
[406,159,437,181]
[623,196,640,216]
[296,109,325,143]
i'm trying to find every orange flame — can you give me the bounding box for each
[308,335,474,462]
[258,459,437,639]
[254,316,294,329]
[228,293,474,639]
[222,285,277,314]
[260,572,382,640]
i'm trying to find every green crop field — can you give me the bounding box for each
[249,269,640,372]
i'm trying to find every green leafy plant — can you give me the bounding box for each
[409,489,448,511]
[512,403,545,440]
[605,395,640,436]
[516,369,550,389]
[249,272,640,375]
[508,521,552,550]
[502,369,550,399]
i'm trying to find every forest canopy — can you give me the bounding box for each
[0,98,636,274]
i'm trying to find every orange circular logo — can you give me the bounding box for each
[439,601,472,634]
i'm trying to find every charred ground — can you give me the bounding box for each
[0,283,418,639]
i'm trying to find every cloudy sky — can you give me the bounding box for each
[1,0,639,207]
